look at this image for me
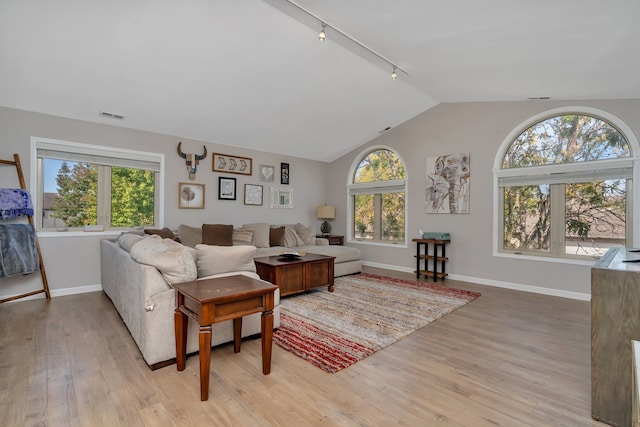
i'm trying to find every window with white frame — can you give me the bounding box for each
[496,113,633,260]
[33,138,163,231]
[348,148,407,244]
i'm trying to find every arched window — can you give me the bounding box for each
[496,112,634,260]
[348,147,407,245]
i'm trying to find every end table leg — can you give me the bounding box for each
[174,308,187,371]
[233,317,242,353]
[261,309,274,375]
[199,325,212,401]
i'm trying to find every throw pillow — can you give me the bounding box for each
[195,244,257,278]
[130,235,197,284]
[269,226,285,247]
[241,223,270,248]
[202,224,233,246]
[281,228,304,248]
[295,223,316,245]
[118,232,144,252]
[178,224,202,248]
[232,228,253,246]
[144,227,181,243]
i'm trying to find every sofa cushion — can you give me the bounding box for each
[242,223,270,248]
[195,244,257,277]
[302,244,362,264]
[232,228,253,246]
[144,227,181,242]
[281,228,304,248]
[130,235,197,284]
[269,226,285,247]
[118,232,144,252]
[202,224,233,246]
[295,223,316,245]
[178,224,202,248]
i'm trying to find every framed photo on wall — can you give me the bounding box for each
[178,182,205,209]
[281,162,290,185]
[218,177,236,200]
[244,184,263,205]
[212,153,252,175]
[260,164,275,182]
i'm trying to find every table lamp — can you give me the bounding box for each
[316,205,336,235]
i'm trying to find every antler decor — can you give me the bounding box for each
[177,142,207,180]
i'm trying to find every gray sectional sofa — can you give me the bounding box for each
[100,222,361,369]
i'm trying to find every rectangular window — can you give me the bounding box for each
[352,192,405,243]
[500,179,628,259]
[34,138,163,231]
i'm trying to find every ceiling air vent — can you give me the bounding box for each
[527,97,551,100]
[100,111,125,120]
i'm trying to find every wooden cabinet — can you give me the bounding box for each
[592,247,640,427]
[254,254,335,297]
[412,238,450,282]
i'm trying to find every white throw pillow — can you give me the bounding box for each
[195,244,257,277]
[281,228,304,248]
[130,235,197,284]
[232,228,254,246]
[241,223,270,248]
[295,223,316,245]
[118,233,144,252]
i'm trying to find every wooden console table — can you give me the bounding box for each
[591,247,640,426]
[173,275,277,401]
[412,238,450,282]
[254,253,335,297]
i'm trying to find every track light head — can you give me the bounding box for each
[319,24,326,41]
[391,66,398,80]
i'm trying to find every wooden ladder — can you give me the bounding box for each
[0,153,51,303]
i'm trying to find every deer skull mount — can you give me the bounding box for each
[177,142,207,180]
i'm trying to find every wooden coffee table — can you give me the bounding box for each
[254,253,335,297]
[173,275,277,401]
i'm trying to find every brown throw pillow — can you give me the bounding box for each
[144,227,181,243]
[269,226,285,247]
[201,224,233,246]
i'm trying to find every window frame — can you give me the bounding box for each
[347,145,408,248]
[30,136,165,236]
[493,107,640,264]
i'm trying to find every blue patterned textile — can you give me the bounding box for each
[0,188,34,220]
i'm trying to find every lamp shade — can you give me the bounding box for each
[316,205,335,219]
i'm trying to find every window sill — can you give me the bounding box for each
[494,250,598,266]
[37,230,123,238]
[348,239,407,249]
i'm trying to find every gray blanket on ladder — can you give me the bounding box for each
[0,224,38,277]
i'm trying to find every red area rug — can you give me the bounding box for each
[273,273,480,373]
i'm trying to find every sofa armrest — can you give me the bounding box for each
[315,238,329,246]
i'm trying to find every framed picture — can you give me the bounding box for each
[212,153,252,176]
[244,184,263,205]
[178,182,205,209]
[259,164,275,182]
[425,152,470,214]
[218,177,236,200]
[270,187,293,209]
[281,162,290,185]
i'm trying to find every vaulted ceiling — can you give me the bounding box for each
[1,0,638,162]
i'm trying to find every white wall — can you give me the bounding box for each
[327,99,640,298]
[0,107,328,300]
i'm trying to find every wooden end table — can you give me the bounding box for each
[173,275,277,401]
[254,253,335,297]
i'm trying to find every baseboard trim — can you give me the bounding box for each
[0,283,103,303]
[362,261,591,301]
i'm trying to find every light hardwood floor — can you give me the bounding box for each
[0,267,606,426]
